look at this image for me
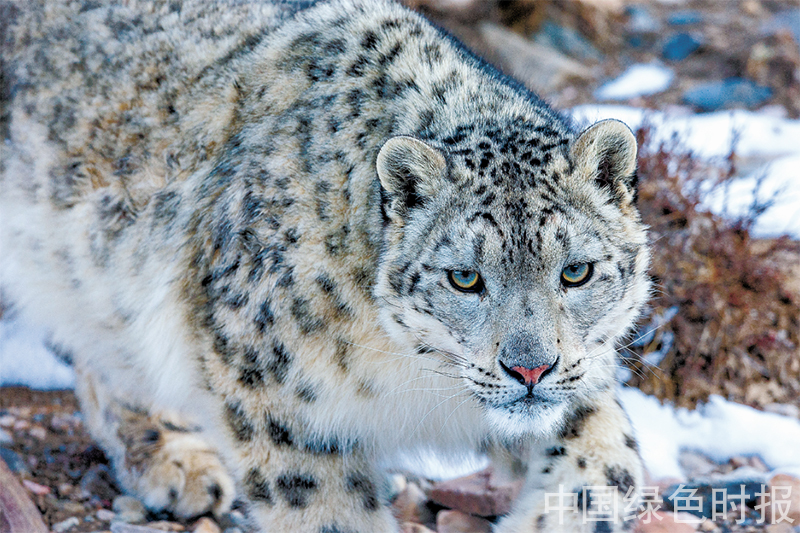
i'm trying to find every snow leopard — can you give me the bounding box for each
[1,0,650,531]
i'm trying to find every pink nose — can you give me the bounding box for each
[511,364,551,386]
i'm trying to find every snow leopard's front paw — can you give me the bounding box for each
[118,418,236,518]
[495,393,643,533]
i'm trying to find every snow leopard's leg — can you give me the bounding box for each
[219,406,400,533]
[74,366,235,518]
[495,390,643,533]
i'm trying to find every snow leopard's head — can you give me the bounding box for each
[374,119,650,438]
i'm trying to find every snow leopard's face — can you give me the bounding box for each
[375,120,650,437]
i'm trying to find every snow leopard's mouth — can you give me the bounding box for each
[481,393,567,437]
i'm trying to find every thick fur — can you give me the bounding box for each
[1,0,651,531]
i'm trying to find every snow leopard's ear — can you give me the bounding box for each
[572,119,638,206]
[377,136,446,213]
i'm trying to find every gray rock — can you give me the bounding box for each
[52,517,81,533]
[662,32,702,61]
[668,10,704,26]
[110,524,165,533]
[678,450,718,479]
[683,78,772,111]
[96,509,117,521]
[532,21,603,62]
[662,477,765,519]
[479,22,594,95]
[0,446,29,474]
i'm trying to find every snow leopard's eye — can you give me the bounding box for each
[448,270,483,293]
[561,263,593,287]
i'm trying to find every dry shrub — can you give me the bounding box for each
[626,126,800,412]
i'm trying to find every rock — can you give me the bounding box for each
[192,517,220,533]
[682,78,773,111]
[112,495,148,524]
[436,510,492,533]
[478,22,594,95]
[59,500,88,514]
[532,20,603,62]
[50,413,79,433]
[662,33,702,61]
[0,428,11,444]
[728,455,770,473]
[0,446,29,474]
[0,414,15,428]
[147,521,185,531]
[111,524,169,533]
[13,419,30,431]
[29,425,47,440]
[764,474,800,524]
[392,481,435,525]
[667,10,703,26]
[662,477,764,520]
[635,511,699,532]
[428,467,521,518]
[0,457,49,533]
[400,523,436,533]
[22,479,51,495]
[97,509,117,521]
[52,516,81,533]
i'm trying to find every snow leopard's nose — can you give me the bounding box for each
[506,364,552,387]
[498,332,557,387]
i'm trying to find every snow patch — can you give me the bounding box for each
[594,64,674,101]
[620,387,800,480]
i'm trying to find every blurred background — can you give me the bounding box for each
[1,1,799,532]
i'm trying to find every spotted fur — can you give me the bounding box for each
[1,0,650,531]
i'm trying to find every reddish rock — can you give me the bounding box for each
[21,479,51,496]
[0,458,48,533]
[392,481,435,525]
[400,523,435,533]
[764,474,800,524]
[436,510,492,533]
[429,467,522,517]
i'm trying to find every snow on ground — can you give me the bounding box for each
[570,105,800,239]
[594,63,675,101]
[621,387,800,481]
